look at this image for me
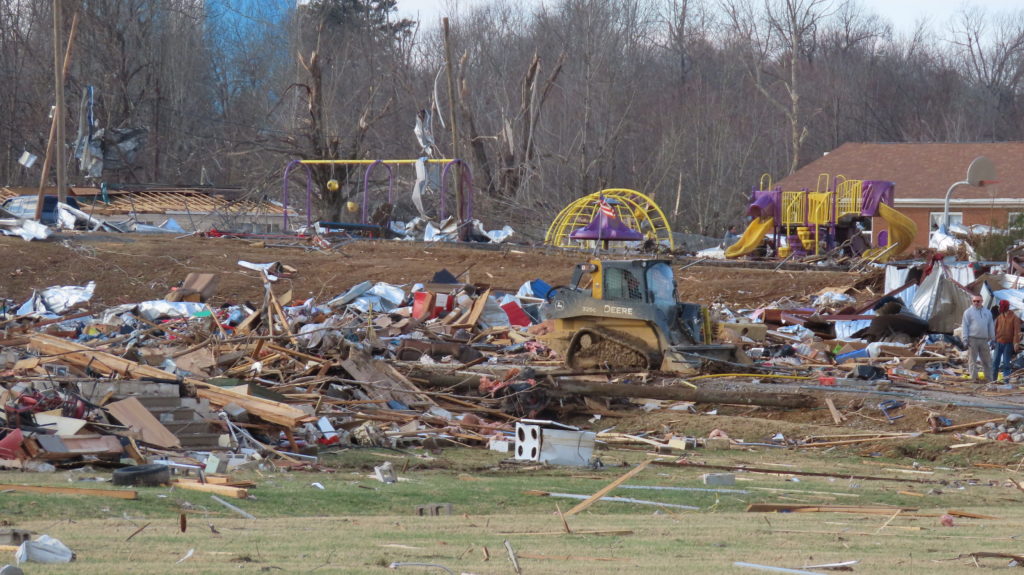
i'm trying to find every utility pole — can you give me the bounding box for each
[53,0,67,204]
[36,8,77,219]
[442,18,465,239]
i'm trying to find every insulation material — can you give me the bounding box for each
[911,266,972,333]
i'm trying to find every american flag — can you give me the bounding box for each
[599,198,616,218]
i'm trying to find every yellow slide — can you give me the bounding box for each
[725,217,774,258]
[863,203,917,262]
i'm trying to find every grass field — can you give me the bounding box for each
[1,445,1023,574]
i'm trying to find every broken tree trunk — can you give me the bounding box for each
[403,369,817,409]
[551,380,817,409]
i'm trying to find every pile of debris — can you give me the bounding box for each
[2,248,1024,490]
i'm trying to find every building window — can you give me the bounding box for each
[1010,212,1024,228]
[929,212,962,231]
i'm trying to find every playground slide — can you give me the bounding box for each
[725,217,774,258]
[870,203,917,262]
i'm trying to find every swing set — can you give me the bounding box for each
[280,158,475,235]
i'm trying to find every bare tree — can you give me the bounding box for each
[722,0,837,175]
[948,5,1024,139]
[275,0,414,220]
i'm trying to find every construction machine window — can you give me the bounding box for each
[646,263,676,305]
[605,268,643,301]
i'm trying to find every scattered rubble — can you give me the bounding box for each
[1,238,1024,516]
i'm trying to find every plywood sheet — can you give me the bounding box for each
[106,397,181,449]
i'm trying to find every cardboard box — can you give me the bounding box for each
[166,273,219,303]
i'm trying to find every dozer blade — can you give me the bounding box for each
[663,344,747,372]
[566,327,662,371]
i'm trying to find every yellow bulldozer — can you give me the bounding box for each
[541,258,744,372]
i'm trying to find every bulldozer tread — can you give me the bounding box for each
[566,327,662,371]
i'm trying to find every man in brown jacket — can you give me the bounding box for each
[992,300,1021,381]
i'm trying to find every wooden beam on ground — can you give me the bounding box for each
[924,417,1003,434]
[172,479,248,499]
[658,460,941,484]
[795,434,918,449]
[825,398,845,424]
[946,509,999,520]
[564,460,651,517]
[747,503,916,515]
[0,483,137,500]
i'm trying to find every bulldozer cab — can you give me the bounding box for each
[568,259,704,345]
[570,259,676,305]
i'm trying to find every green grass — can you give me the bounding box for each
[1,445,1023,573]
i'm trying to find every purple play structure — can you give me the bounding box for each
[741,179,897,258]
[569,203,644,248]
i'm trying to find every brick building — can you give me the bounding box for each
[774,142,1024,250]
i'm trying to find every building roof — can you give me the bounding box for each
[89,189,289,216]
[0,186,291,216]
[773,142,1024,201]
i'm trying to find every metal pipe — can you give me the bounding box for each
[361,160,393,226]
[941,179,969,232]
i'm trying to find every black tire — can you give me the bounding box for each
[112,464,170,487]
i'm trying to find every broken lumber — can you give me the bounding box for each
[106,397,181,449]
[564,460,651,516]
[946,509,999,519]
[746,503,916,514]
[796,434,919,448]
[28,333,311,428]
[956,552,1024,564]
[0,483,137,500]
[172,479,248,499]
[923,417,1002,434]
[341,348,437,407]
[825,398,845,424]
[659,461,941,484]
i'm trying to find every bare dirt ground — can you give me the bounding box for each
[0,233,865,309]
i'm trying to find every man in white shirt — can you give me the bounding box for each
[961,295,995,382]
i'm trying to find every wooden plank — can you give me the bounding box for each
[171,479,248,499]
[946,509,999,519]
[341,348,436,408]
[28,333,309,428]
[924,417,1002,434]
[266,343,327,364]
[34,412,88,436]
[746,503,915,514]
[825,398,845,425]
[106,397,181,449]
[452,288,490,329]
[564,460,651,517]
[795,434,918,448]
[268,287,298,346]
[0,483,137,500]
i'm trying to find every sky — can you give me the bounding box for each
[396,0,1023,35]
